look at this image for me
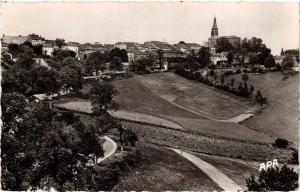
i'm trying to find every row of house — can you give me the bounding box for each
[1,34,204,63]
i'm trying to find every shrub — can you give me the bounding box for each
[235,68,241,74]
[290,149,299,164]
[246,164,298,191]
[274,138,289,148]
[224,70,234,76]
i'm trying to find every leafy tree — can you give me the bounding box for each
[109,56,123,71]
[108,48,128,62]
[246,165,298,191]
[274,138,289,148]
[8,44,19,55]
[85,51,107,75]
[249,53,260,65]
[263,54,275,68]
[230,79,235,87]
[53,50,76,62]
[90,81,119,116]
[2,92,27,130]
[1,53,14,69]
[216,37,233,53]
[157,49,164,69]
[59,57,84,91]
[227,51,234,65]
[132,57,154,72]
[242,73,249,82]
[198,47,211,67]
[282,55,295,71]
[55,38,66,48]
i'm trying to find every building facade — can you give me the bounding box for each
[207,17,241,49]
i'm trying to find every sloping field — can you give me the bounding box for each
[112,76,274,144]
[135,72,251,120]
[113,143,222,191]
[224,72,299,145]
[192,152,259,190]
[55,101,183,130]
[112,78,202,119]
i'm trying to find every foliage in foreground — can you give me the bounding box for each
[1,95,104,191]
[246,164,298,191]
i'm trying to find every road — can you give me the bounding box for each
[97,136,117,163]
[169,148,244,192]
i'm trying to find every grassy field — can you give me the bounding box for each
[136,72,252,119]
[224,72,299,145]
[55,101,183,130]
[112,77,202,119]
[113,142,222,191]
[192,152,259,190]
[110,75,275,143]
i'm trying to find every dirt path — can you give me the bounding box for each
[169,148,244,192]
[97,136,117,163]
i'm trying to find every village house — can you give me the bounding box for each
[2,35,30,45]
[28,34,46,46]
[62,42,80,57]
[42,43,55,57]
[78,43,95,60]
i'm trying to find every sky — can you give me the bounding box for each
[1,2,299,55]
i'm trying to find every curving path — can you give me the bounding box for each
[169,148,244,192]
[156,95,255,123]
[97,136,117,163]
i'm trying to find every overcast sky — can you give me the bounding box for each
[1,2,298,55]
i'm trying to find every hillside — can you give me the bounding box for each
[224,72,299,145]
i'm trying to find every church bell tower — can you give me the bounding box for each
[211,17,218,37]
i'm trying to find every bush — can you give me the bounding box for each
[246,165,298,191]
[235,68,241,74]
[274,138,289,148]
[224,70,234,76]
[290,149,299,164]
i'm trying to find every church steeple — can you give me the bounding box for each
[211,17,218,37]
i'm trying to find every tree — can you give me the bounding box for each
[227,52,234,65]
[198,47,211,67]
[282,55,295,71]
[109,56,123,71]
[230,79,235,87]
[86,51,107,75]
[263,54,275,68]
[157,49,164,69]
[249,53,259,66]
[2,92,27,130]
[89,81,119,116]
[53,50,76,62]
[246,165,298,191]
[216,37,233,53]
[55,38,66,48]
[108,48,128,62]
[242,73,249,82]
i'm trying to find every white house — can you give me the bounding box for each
[42,43,55,57]
[211,52,228,66]
[62,42,79,57]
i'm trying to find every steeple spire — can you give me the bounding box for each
[213,16,217,28]
[211,17,218,37]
